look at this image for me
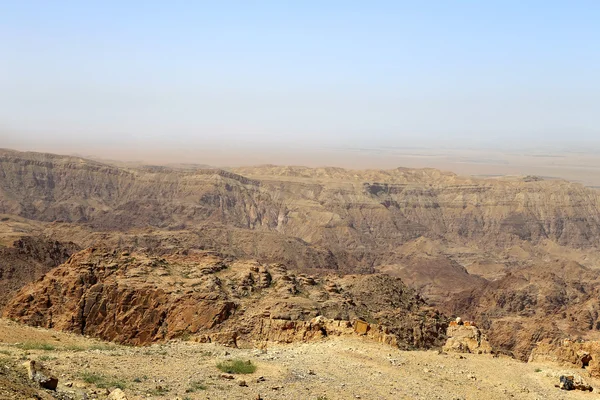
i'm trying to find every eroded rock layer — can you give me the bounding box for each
[3,248,447,349]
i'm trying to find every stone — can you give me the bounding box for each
[443,324,492,354]
[107,388,128,400]
[238,380,248,387]
[354,320,369,335]
[21,360,58,390]
[559,375,574,390]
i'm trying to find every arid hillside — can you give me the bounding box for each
[3,149,600,267]
[3,248,446,350]
[3,148,600,361]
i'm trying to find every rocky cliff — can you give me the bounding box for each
[3,149,600,273]
[3,248,447,349]
[0,236,79,308]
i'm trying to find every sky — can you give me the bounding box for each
[1,1,600,162]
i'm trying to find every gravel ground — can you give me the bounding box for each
[1,319,599,400]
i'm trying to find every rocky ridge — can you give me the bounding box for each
[3,248,446,350]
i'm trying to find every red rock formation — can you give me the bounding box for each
[3,248,447,348]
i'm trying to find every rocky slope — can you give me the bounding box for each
[4,148,600,362]
[0,236,79,308]
[3,148,600,272]
[445,259,600,360]
[3,248,446,349]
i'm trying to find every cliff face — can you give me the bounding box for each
[3,149,600,272]
[0,149,279,232]
[2,248,447,349]
[0,236,79,308]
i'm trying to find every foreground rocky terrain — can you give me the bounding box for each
[1,318,599,400]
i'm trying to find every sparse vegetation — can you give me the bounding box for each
[216,359,257,374]
[64,343,117,352]
[148,385,170,396]
[534,368,542,372]
[64,345,86,352]
[186,380,208,392]
[38,355,57,361]
[17,342,56,351]
[81,371,127,389]
[0,350,10,356]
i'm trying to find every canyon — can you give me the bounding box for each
[3,148,600,398]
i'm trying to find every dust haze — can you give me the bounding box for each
[5,132,600,187]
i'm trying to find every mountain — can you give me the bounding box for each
[3,148,600,359]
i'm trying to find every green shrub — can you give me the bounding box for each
[80,372,126,389]
[17,342,55,351]
[216,359,256,374]
[185,381,207,392]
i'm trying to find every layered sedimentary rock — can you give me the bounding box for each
[3,149,600,273]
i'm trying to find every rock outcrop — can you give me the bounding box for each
[5,149,600,361]
[3,148,600,272]
[3,248,447,349]
[0,236,79,308]
[530,338,600,378]
[22,360,58,390]
[443,319,492,354]
[444,259,600,360]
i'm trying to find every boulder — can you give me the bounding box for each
[443,322,492,354]
[108,388,128,400]
[557,375,593,392]
[21,360,58,390]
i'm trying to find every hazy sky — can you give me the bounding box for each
[1,1,599,158]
